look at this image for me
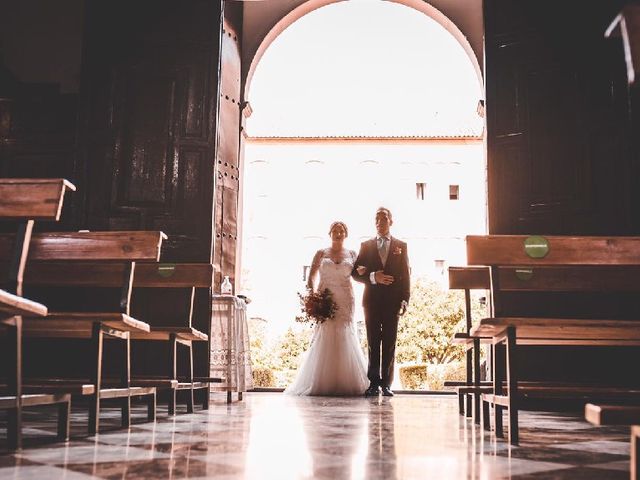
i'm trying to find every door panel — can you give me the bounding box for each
[78,0,222,262]
[484,0,640,385]
[77,0,228,379]
[485,0,633,235]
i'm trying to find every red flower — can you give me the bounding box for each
[295,288,338,325]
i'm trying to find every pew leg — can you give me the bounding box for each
[120,335,131,428]
[89,323,103,435]
[169,334,177,415]
[7,318,22,451]
[506,326,519,446]
[495,405,504,438]
[493,341,505,439]
[7,407,21,451]
[458,391,464,415]
[57,399,71,441]
[473,338,481,425]
[202,388,210,410]
[168,387,177,416]
[186,343,194,414]
[483,399,490,431]
[465,347,472,417]
[147,392,156,422]
[121,397,131,428]
[632,429,639,480]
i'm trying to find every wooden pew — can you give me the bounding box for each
[447,266,492,422]
[2,231,166,435]
[130,263,212,414]
[585,404,640,479]
[0,178,75,450]
[467,235,640,445]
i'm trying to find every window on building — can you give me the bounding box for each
[416,182,426,200]
[434,259,445,275]
[449,185,459,200]
[303,265,311,282]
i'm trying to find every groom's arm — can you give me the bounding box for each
[351,242,369,284]
[401,242,411,303]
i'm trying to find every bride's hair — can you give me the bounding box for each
[329,221,348,237]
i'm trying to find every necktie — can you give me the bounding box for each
[379,237,389,265]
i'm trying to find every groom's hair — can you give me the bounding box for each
[329,221,348,237]
[376,207,392,220]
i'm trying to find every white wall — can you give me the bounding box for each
[240,138,486,335]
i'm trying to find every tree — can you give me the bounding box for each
[248,318,278,371]
[277,326,313,371]
[396,278,487,364]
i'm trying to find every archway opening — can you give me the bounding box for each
[240,0,487,391]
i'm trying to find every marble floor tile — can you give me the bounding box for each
[0,393,634,479]
[553,439,631,456]
[16,444,171,464]
[590,459,631,472]
[0,465,97,480]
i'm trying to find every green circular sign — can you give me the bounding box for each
[157,263,176,277]
[524,236,549,259]
[515,268,533,281]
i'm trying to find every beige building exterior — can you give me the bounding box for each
[239,136,486,335]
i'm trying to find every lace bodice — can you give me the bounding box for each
[316,251,356,327]
[318,256,354,292]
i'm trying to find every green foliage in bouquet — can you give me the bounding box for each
[295,288,338,324]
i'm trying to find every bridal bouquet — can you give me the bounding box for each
[295,288,338,324]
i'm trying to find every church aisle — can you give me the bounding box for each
[0,393,630,479]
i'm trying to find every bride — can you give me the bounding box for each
[285,221,369,396]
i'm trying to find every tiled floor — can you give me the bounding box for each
[0,393,632,479]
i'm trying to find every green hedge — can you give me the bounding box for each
[252,368,276,387]
[399,362,466,390]
[399,365,428,390]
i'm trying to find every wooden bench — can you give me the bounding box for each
[130,263,212,414]
[0,178,75,450]
[586,403,640,479]
[448,266,491,422]
[3,231,167,435]
[467,235,640,445]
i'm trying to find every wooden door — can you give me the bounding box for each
[485,0,635,235]
[484,0,640,384]
[77,0,242,378]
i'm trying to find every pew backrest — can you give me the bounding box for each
[0,179,76,221]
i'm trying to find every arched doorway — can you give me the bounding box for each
[238,0,487,390]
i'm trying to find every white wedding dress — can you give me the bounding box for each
[285,254,369,396]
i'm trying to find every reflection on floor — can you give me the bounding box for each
[0,393,631,479]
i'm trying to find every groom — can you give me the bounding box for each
[352,207,410,397]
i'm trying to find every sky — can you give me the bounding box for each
[246,0,483,137]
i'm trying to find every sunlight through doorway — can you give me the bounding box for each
[239,1,486,390]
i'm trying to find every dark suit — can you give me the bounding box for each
[352,236,410,388]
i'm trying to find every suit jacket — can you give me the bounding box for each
[352,236,410,309]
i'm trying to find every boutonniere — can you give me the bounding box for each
[393,246,402,255]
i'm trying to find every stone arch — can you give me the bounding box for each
[243,0,483,101]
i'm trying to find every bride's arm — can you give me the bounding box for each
[351,243,369,283]
[307,249,323,291]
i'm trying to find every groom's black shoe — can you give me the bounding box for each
[381,386,394,397]
[364,385,380,397]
